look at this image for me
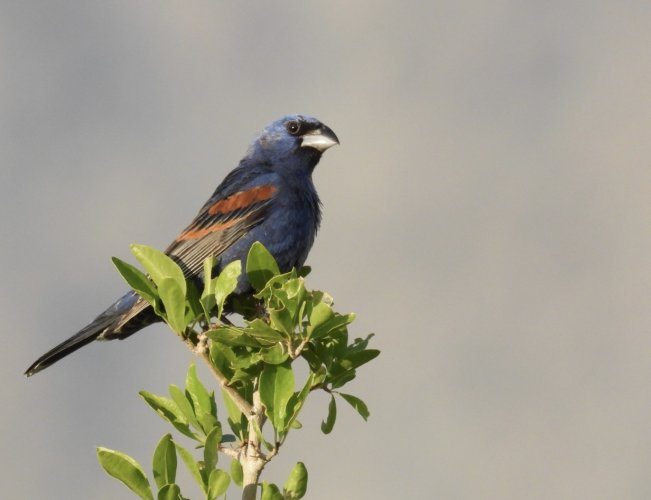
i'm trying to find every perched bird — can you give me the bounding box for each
[25,115,338,376]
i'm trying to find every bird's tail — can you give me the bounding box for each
[24,290,153,376]
[24,314,117,377]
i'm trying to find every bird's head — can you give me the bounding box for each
[247,115,339,170]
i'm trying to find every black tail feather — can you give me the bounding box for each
[24,316,115,377]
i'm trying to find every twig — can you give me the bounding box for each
[241,391,268,500]
[218,445,240,459]
[289,337,310,359]
[187,331,279,499]
[186,333,253,416]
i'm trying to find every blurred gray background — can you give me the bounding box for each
[2,1,651,499]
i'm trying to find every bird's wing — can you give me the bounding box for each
[164,181,279,277]
[104,180,279,336]
[105,174,280,337]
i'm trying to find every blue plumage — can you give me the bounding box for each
[25,115,338,376]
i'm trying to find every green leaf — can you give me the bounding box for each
[312,366,327,386]
[200,255,217,318]
[299,348,322,373]
[339,393,370,421]
[206,327,262,348]
[207,469,231,500]
[231,361,260,377]
[158,277,187,334]
[261,482,284,500]
[152,434,176,490]
[310,313,355,340]
[139,391,199,441]
[341,349,381,370]
[307,339,333,369]
[230,459,243,487]
[278,277,306,320]
[185,364,217,432]
[329,369,357,390]
[255,270,293,300]
[157,484,183,500]
[203,426,222,471]
[269,307,294,337]
[202,254,216,284]
[230,350,262,370]
[251,416,274,452]
[290,419,302,429]
[168,385,201,434]
[112,257,158,304]
[246,242,280,290]
[130,244,186,293]
[214,260,242,319]
[284,276,305,300]
[307,302,333,335]
[210,342,234,380]
[260,343,289,365]
[244,319,286,344]
[259,361,295,432]
[174,441,206,494]
[196,409,219,438]
[284,373,314,431]
[348,333,375,352]
[283,462,308,500]
[321,395,337,434]
[221,388,245,439]
[97,447,153,500]
[185,281,203,324]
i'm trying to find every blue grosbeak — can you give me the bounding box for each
[25,115,338,376]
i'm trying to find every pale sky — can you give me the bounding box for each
[3,2,651,499]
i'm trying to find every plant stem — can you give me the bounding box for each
[192,332,276,499]
[190,334,253,415]
[241,391,267,500]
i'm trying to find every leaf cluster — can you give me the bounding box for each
[99,242,379,499]
[97,363,309,500]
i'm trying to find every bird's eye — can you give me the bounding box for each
[286,121,301,135]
